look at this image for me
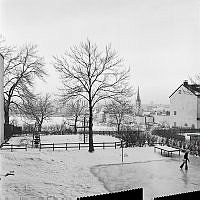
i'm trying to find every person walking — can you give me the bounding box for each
[180,149,190,170]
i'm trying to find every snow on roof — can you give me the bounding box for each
[169,81,200,98]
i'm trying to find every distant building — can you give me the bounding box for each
[169,80,200,129]
[153,113,170,127]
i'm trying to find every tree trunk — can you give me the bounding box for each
[4,105,9,125]
[88,100,94,152]
[74,115,78,134]
[117,123,120,133]
[38,123,42,132]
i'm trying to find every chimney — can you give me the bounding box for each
[183,80,188,86]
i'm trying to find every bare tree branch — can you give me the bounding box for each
[53,40,133,152]
[1,39,47,124]
[18,93,54,131]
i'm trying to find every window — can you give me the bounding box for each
[174,122,176,127]
[178,90,181,94]
[174,111,176,115]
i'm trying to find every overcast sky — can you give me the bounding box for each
[1,0,200,104]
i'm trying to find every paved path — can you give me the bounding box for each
[91,149,200,200]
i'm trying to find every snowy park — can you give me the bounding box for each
[1,134,200,199]
[2,0,200,199]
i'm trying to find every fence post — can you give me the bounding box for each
[103,142,105,149]
[66,143,67,150]
[11,144,13,152]
[26,144,27,151]
[53,143,54,151]
[79,143,80,150]
[121,141,124,163]
[115,142,117,149]
[39,143,41,151]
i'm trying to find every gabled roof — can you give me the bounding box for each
[185,84,200,96]
[169,81,200,98]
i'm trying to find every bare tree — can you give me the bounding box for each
[19,93,54,132]
[0,36,14,60]
[65,99,87,134]
[104,98,134,133]
[1,39,47,124]
[53,40,132,152]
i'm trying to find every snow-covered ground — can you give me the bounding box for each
[1,134,200,200]
[0,134,122,199]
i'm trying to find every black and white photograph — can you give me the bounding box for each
[1,0,200,199]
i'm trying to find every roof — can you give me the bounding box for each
[169,82,200,98]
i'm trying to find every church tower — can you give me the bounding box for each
[136,86,142,116]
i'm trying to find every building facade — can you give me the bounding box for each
[169,80,200,129]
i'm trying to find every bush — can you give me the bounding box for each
[152,129,185,141]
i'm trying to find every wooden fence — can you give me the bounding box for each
[39,141,124,151]
[0,144,27,152]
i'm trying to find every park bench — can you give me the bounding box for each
[154,145,180,157]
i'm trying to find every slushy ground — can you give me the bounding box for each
[91,148,200,200]
[1,135,200,199]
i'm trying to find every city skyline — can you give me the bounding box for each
[1,0,200,104]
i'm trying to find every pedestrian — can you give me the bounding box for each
[180,149,190,170]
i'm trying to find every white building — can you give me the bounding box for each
[153,114,170,127]
[0,54,4,144]
[169,80,200,129]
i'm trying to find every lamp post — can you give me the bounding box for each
[121,139,124,163]
[121,130,124,163]
[83,115,86,143]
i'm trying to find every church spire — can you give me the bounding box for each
[136,86,142,116]
[136,87,141,103]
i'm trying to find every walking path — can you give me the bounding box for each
[91,148,200,200]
